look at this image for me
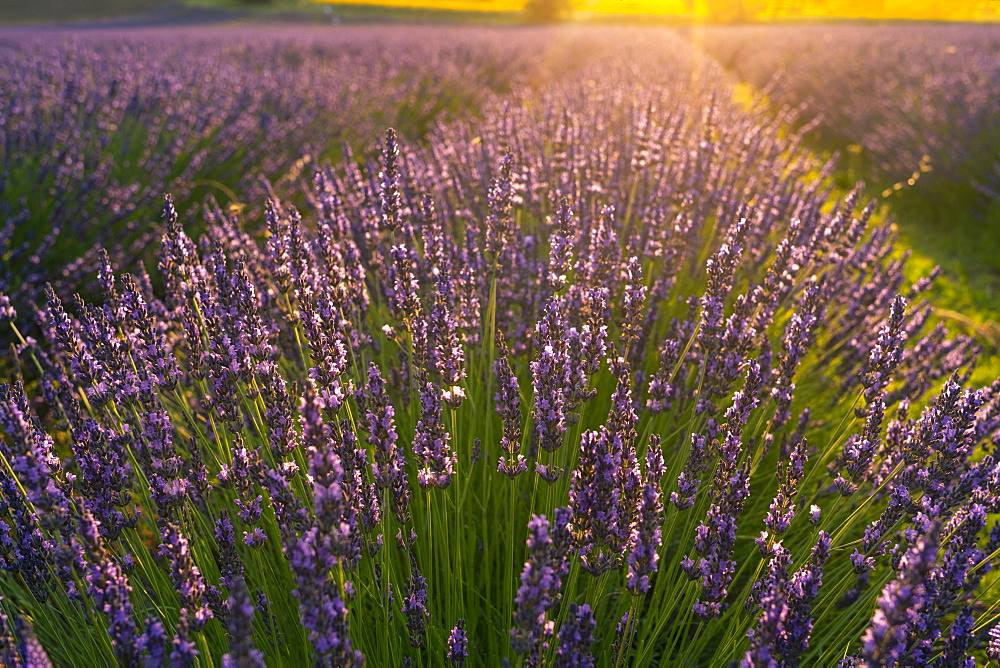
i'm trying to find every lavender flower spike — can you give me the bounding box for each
[447,619,468,667]
[862,294,907,406]
[627,434,665,595]
[511,508,573,660]
[14,618,52,668]
[379,128,403,232]
[413,382,457,489]
[532,298,570,455]
[358,362,411,522]
[555,603,597,667]
[221,577,265,668]
[403,553,429,648]
[157,523,212,631]
[495,330,526,478]
[859,530,938,667]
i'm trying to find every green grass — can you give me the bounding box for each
[887,179,1000,384]
[0,0,525,26]
[0,0,170,24]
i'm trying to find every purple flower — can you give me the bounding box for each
[138,617,168,667]
[0,607,20,666]
[335,419,381,541]
[235,495,263,526]
[689,361,763,617]
[671,432,711,511]
[0,382,72,527]
[570,427,629,575]
[390,244,421,324]
[611,612,638,665]
[157,523,212,631]
[427,253,466,405]
[447,619,468,667]
[138,410,190,517]
[300,382,357,558]
[546,199,575,292]
[860,531,938,667]
[647,315,697,414]
[486,149,515,261]
[0,470,52,601]
[555,603,596,667]
[77,505,139,665]
[851,550,875,575]
[170,616,198,667]
[221,577,265,668]
[287,383,362,665]
[14,618,52,668]
[0,294,15,326]
[531,298,570,455]
[620,256,648,357]
[379,128,403,233]
[571,359,641,575]
[627,435,664,595]
[495,330,526,478]
[862,295,908,406]
[936,607,975,668]
[764,432,808,535]
[743,543,792,668]
[781,531,831,663]
[403,553,429,648]
[770,279,828,429]
[286,526,362,666]
[413,382,457,489]
[987,621,1000,662]
[511,508,573,659]
[69,418,135,539]
[696,219,749,402]
[256,361,302,459]
[357,362,410,523]
[243,528,267,549]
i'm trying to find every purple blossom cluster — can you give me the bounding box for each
[0,26,551,330]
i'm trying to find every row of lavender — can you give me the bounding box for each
[1,26,999,666]
[693,24,1000,200]
[0,26,540,328]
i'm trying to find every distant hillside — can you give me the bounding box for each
[0,0,178,24]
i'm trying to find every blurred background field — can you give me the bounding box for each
[2,0,998,25]
[690,23,1000,382]
[3,2,997,378]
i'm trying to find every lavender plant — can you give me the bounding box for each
[0,26,544,326]
[1,25,999,668]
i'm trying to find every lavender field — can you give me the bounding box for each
[695,23,1000,362]
[1,22,1000,667]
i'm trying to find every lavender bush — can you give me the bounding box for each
[694,24,1000,382]
[693,24,1000,197]
[0,26,539,323]
[1,25,999,667]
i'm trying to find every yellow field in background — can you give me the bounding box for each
[322,0,999,21]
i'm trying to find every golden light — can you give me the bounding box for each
[321,0,1000,21]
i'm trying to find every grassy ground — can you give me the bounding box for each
[0,0,169,24]
[887,180,1000,382]
[0,0,522,25]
